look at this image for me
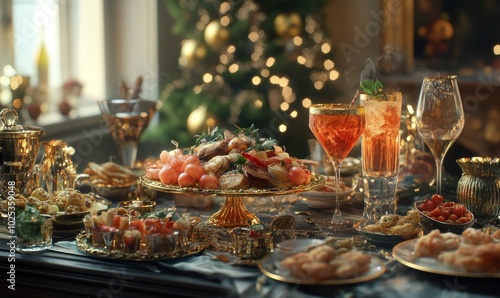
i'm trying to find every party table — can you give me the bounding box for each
[1,193,499,298]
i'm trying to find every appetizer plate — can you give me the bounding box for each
[274,238,326,259]
[393,239,500,278]
[354,220,423,247]
[258,251,385,285]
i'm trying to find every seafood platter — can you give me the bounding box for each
[140,126,325,227]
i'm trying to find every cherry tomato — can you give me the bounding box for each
[431,194,444,206]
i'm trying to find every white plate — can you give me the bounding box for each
[393,239,500,278]
[258,251,386,285]
[274,238,326,259]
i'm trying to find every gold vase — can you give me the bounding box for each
[41,139,77,193]
[456,157,500,221]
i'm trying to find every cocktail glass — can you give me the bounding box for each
[361,92,402,220]
[415,76,465,195]
[309,103,365,229]
[98,99,158,169]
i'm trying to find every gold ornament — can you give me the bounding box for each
[204,21,230,50]
[187,105,217,134]
[274,12,303,38]
[180,39,207,68]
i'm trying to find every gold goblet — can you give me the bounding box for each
[98,99,158,169]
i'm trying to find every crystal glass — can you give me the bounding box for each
[309,103,365,229]
[416,76,465,195]
[361,92,402,219]
[98,99,158,169]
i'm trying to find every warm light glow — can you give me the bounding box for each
[251,52,260,61]
[193,85,202,94]
[282,86,293,99]
[12,98,22,109]
[279,124,287,132]
[216,65,226,73]
[220,2,231,14]
[266,57,275,67]
[302,98,312,108]
[248,32,259,42]
[293,36,303,46]
[187,105,207,133]
[407,104,415,115]
[321,43,331,54]
[314,81,324,90]
[229,63,239,73]
[227,45,236,53]
[290,110,298,118]
[324,59,334,70]
[206,117,217,128]
[329,70,340,81]
[280,102,289,111]
[254,99,263,108]
[270,75,280,84]
[220,16,231,26]
[220,54,229,64]
[279,77,289,87]
[0,76,10,86]
[494,44,500,55]
[203,73,213,83]
[297,56,306,65]
[260,69,270,77]
[252,76,261,85]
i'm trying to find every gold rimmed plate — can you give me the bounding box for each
[258,251,386,285]
[392,239,500,278]
[139,174,325,196]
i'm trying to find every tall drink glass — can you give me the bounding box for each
[309,103,365,229]
[361,92,402,220]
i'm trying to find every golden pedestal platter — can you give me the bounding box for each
[139,174,325,228]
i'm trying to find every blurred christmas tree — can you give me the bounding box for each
[143,0,340,158]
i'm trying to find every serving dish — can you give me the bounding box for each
[354,219,423,247]
[414,200,475,234]
[258,251,386,285]
[274,238,326,259]
[393,238,500,278]
[140,174,325,228]
[299,175,357,208]
[75,231,204,261]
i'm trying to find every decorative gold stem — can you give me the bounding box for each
[208,196,260,228]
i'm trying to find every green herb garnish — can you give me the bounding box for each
[360,79,386,98]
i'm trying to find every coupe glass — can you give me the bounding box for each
[415,76,465,195]
[309,103,365,229]
[98,99,158,169]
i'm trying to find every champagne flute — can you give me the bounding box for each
[415,76,465,195]
[309,103,365,229]
[98,99,158,169]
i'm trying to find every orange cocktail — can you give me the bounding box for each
[309,103,365,229]
[361,92,402,219]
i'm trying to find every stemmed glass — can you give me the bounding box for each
[309,103,365,229]
[98,99,158,169]
[415,76,465,195]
